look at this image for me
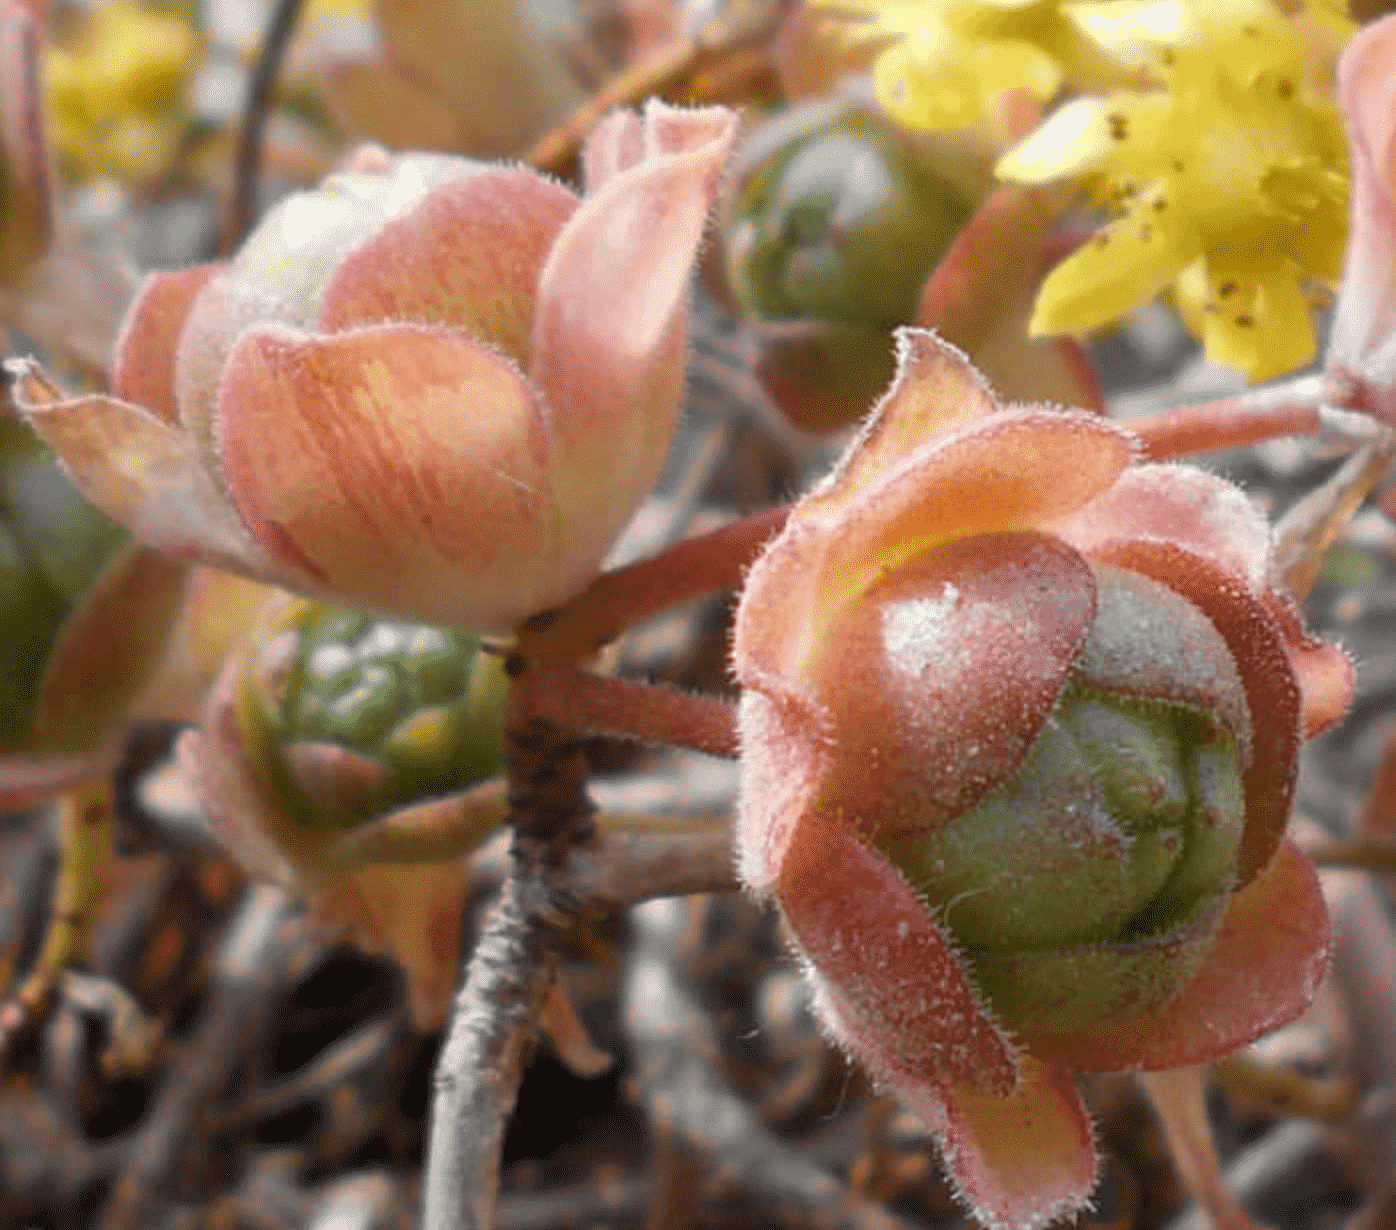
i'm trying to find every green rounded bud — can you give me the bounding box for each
[886,683,1246,1032]
[886,680,1246,1035]
[250,602,508,829]
[726,100,973,329]
[0,414,127,750]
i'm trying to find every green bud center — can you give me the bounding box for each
[267,607,507,827]
[883,682,1245,1031]
[728,108,971,325]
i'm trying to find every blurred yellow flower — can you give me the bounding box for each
[810,0,1120,130]
[999,0,1350,381]
[45,0,199,183]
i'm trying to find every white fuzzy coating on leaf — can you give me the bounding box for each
[1076,566,1252,761]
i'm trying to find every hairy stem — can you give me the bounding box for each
[1128,375,1326,460]
[518,667,739,759]
[519,505,789,663]
[421,700,594,1230]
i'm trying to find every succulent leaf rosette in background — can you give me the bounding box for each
[9,100,738,632]
[181,596,511,1026]
[722,97,973,430]
[0,405,186,807]
[732,328,1354,1230]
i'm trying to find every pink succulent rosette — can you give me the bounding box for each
[732,329,1354,1230]
[1327,13,1396,423]
[10,101,737,631]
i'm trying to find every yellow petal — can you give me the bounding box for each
[1031,206,1198,335]
[1198,255,1317,382]
[997,93,1173,184]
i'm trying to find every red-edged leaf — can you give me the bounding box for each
[810,530,1096,836]
[780,805,1020,1097]
[1092,541,1299,887]
[1259,588,1354,739]
[1024,841,1329,1071]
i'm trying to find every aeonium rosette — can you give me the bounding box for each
[180,595,511,1026]
[7,100,737,631]
[732,329,1354,1230]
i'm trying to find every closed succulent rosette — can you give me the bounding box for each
[0,408,186,806]
[182,598,511,1025]
[243,603,508,832]
[723,98,973,429]
[732,328,1353,1230]
[12,101,737,632]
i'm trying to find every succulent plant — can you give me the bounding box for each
[239,601,510,832]
[723,98,972,429]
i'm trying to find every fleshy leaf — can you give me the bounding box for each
[805,330,1002,513]
[320,168,579,367]
[1259,588,1356,740]
[112,265,223,427]
[801,400,1136,625]
[880,1047,1097,1230]
[809,530,1097,836]
[308,859,470,1028]
[1091,540,1299,886]
[734,680,834,895]
[1072,566,1250,756]
[1024,840,1328,1071]
[971,894,1225,1034]
[916,188,1104,411]
[35,543,188,752]
[779,805,1021,1097]
[216,322,558,630]
[531,101,737,554]
[1329,15,1396,417]
[579,109,644,193]
[9,361,277,574]
[1052,462,1271,591]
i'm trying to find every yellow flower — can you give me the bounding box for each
[998,0,1350,381]
[45,0,200,183]
[810,0,1120,130]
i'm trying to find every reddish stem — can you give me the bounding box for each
[516,668,739,760]
[1128,378,1325,460]
[519,505,791,663]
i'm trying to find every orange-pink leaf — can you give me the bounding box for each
[804,403,1133,635]
[531,101,737,548]
[319,168,578,366]
[216,322,558,630]
[112,265,223,426]
[1330,15,1396,420]
[887,1052,1097,1230]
